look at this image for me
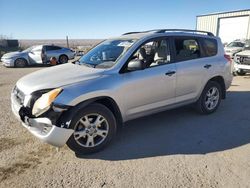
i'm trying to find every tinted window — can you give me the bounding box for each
[174,38,200,61]
[203,39,217,57]
[46,46,62,51]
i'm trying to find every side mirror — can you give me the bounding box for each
[245,44,250,48]
[127,59,144,71]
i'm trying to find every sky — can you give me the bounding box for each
[0,0,249,39]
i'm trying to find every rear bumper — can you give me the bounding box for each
[11,93,73,147]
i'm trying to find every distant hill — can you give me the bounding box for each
[19,39,103,49]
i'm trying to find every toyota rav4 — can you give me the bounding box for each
[11,29,233,154]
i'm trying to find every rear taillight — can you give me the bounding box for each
[224,54,232,63]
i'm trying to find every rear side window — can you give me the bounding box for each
[46,46,62,51]
[174,38,200,61]
[202,39,217,57]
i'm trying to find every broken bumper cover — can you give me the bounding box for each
[11,94,73,147]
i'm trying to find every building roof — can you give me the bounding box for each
[197,9,250,17]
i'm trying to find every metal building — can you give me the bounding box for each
[196,9,250,43]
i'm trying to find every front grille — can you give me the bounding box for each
[13,86,25,105]
[235,55,250,65]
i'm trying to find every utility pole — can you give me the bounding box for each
[66,35,69,48]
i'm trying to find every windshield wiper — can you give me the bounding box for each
[81,62,96,68]
[73,60,97,68]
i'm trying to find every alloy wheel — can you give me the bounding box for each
[73,113,109,148]
[205,87,219,110]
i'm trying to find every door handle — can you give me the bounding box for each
[204,64,212,69]
[165,71,176,76]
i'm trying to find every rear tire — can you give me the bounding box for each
[66,103,117,155]
[195,81,222,114]
[14,58,27,68]
[59,55,68,64]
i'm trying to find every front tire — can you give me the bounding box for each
[195,81,222,114]
[14,58,27,67]
[66,103,117,154]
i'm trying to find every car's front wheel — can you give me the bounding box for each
[66,103,117,154]
[196,81,222,114]
[14,58,27,67]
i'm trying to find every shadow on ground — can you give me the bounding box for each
[77,90,250,161]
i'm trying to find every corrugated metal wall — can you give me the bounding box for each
[196,10,250,39]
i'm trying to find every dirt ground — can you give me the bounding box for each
[0,64,250,188]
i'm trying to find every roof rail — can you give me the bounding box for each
[122,29,214,36]
[155,29,214,36]
[122,32,144,35]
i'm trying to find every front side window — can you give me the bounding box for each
[127,38,171,70]
[174,38,200,61]
[77,39,136,69]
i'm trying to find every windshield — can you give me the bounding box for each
[22,46,35,52]
[227,42,245,48]
[76,39,136,68]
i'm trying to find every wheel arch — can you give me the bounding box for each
[14,57,29,66]
[57,96,123,130]
[208,76,226,99]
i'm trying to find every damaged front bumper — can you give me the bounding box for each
[11,93,73,147]
[234,63,250,71]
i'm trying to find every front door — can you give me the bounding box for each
[119,38,176,120]
[28,45,43,64]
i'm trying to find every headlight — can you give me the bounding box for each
[32,88,62,116]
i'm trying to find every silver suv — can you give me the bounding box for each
[11,29,233,154]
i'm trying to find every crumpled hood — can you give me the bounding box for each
[236,50,250,56]
[16,63,104,95]
[2,51,25,58]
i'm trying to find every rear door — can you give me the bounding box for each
[172,36,210,102]
[45,46,62,62]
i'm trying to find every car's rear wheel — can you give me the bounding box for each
[66,103,117,154]
[14,58,27,67]
[195,81,222,114]
[59,55,68,64]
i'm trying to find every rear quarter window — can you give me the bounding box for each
[46,46,62,51]
[202,39,218,57]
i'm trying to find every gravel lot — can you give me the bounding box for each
[0,64,250,188]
